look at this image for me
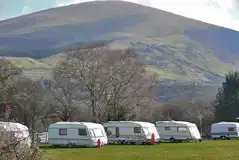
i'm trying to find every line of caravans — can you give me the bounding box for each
[47,120,202,147]
[47,120,239,147]
[2,120,239,149]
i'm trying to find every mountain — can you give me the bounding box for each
[0,0,60,21]
[0,1,238,100]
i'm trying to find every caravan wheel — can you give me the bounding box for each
[220,136,226,140]
[68,143,73,148]
[121,140,127,145]
[169,138,175,143]
[53,145,59,148]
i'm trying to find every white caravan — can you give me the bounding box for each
[155,120,201,142]
[103,121,160,144]
[0,122,31,150]
[210,122,239,140]
[48,122,107,147]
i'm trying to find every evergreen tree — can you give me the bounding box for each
[213,72,239,121]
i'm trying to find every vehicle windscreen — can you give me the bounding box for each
[143,128,150,136]
[143,127,158,136]
[189,126,201,138]
[93,128,104,137]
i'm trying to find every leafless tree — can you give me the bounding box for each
[47,74,83,122]
[154,96,191,121]
[98,48,147,121]
[54,44,116,122]
[9,77,54,149]
[187,99,215,136]
[54,44,157,122]
[0,58,22,120]
[50,44,106,122]
[0,59,46,159]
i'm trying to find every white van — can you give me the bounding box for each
[48,122,108,147]
[210,122,239,140]
[103,121,160,144]
[155,120,201,142]
[0,122,31,150]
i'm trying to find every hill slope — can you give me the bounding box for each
[0,1,238,84]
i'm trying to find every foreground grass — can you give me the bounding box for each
[42,140,239,160]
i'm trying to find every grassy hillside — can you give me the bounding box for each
[0,1,238,60]
[124,34,233,82]
[3,57,52,79]
[0,1,237,99]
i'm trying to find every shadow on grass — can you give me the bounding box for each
[40,145,96,150]
[40,140,205,150]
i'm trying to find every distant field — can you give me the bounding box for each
[42,140,239,160]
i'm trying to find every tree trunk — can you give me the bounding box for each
[91,97,97,123]
[199,115,203,136]
[31,116,35,151]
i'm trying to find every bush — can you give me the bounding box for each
[0,122,42,160]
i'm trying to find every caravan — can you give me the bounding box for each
[48,122,108,147]
[0,122,31,150]
[103,121,160,144]
[210,122,239,140]
[155,120,201,142]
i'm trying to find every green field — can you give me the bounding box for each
[42,140,239,160]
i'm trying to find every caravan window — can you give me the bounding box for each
[177,127,187,132]
[59,128,67,136]
[78,128,87,136]
[116,127,120,137]
[228,127,235,132]
[165,127,171,131]
[134,127,141,133]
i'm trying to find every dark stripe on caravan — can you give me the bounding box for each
[211,132,238,135]
[48,138,90,141]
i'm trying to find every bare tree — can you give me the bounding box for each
[154,96,191,121]
[132,76,158,122]
[0,58,22,120]
[0,58,45,159]
[54,44,157,122]
[47,74,82,121]
[10,77,53,149]
[54,44,114,122]
[187,99,215,136]
[98,48,146,121]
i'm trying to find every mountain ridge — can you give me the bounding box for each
[0,1,238,86]
[0,1,219,28]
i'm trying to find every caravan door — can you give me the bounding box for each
[133,127,144,142]
[77,128,91,146]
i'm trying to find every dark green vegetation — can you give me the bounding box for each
[214,72,239,121]
[42,141,239,160]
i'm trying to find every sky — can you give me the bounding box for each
[0,0,239,31]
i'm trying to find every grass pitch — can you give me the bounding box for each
[42,140,239,160]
